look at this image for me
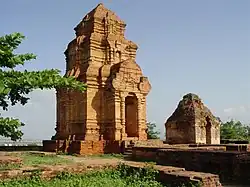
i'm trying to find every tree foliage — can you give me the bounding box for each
[146,122,160,139]
[220,120,250,140]
[0,32,86,140]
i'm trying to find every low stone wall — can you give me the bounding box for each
[132,146,250,184]
[42,140,59,152]
[131,145,226,162]
[69,141,104,155]
[156,149,240,182]
[134,139,164,147]
[43,140,124,155]
[225,144,250,152]
[189,143,250,152]
[132,146,158,161]
[158,170,221,187]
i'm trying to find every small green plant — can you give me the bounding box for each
[54,171,74,180]
[29,169,42,181]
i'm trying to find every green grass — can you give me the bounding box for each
[5,152,73,168]
[21,153,73,166]
[0,153,73,171]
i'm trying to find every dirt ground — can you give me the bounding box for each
[0,151,141,171]
[58,155,124,165]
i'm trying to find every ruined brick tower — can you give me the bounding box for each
[165,93,220,144]
[55,3,151,141]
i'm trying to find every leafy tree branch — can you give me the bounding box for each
[0,32,86,140]
[220,120,250,141]
[146,122,160,139]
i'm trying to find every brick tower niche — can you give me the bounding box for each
[55,3,151,141]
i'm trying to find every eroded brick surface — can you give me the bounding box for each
[53,3,150,143]
[165,93,220,144]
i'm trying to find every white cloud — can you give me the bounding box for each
[223,108,233,113]
[223,105,249,115]
[222,105,250,124]
[1,89,56,140]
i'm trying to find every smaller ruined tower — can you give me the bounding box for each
[165,93,220,144]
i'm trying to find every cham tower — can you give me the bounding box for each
[54,3,151,141]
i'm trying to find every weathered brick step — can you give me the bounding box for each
[126,163,222,187]
[124,149,132,153]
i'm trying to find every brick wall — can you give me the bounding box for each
[131,146,250,184]
[189,143,250,152]
[43,140,65,152]
[132,147,158,161]
[156,149,238,182]
[104,140,123,154]
[43,140,124,155]
[69,141,104,155]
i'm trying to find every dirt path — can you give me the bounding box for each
[58,155,124,166]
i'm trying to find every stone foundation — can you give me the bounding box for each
[43,140,124,155]
[158,170,221,187]
[189,143,250,152]
[132,145,250,184]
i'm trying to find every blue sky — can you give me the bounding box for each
[1,0,249,140]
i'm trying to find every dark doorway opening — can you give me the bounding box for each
[206,117,212,144]
[125,94,138,137]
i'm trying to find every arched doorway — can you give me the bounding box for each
[206,117,212,144]
[125,93,138,137]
